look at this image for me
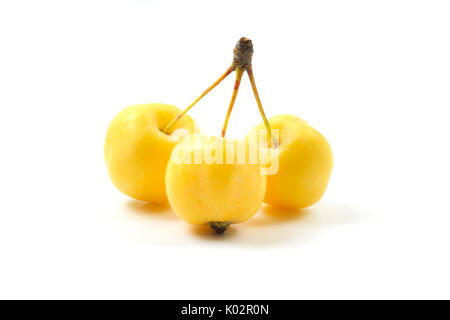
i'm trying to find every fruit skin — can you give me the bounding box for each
[247,114,333,208]
[104,103,199,203]
[165,134,266,225]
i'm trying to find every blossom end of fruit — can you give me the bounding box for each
[208,221,230,234]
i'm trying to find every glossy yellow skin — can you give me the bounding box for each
[165,134,266,225]
[104,103,199,203]
[247,115,333,208]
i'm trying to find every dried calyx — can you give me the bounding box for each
[208,221,230,234]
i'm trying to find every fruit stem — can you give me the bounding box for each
[247,66,278,148]
[162,64,235,134]
[221,67,244,137]
[208,221,230,234]
[163,36,276,147]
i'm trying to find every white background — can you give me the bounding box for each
[1,0,449,299]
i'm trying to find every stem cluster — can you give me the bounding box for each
[162,37,277,147]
